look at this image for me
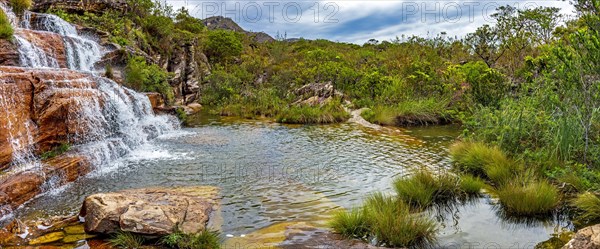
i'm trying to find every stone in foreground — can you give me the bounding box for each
[81,186,219,236]
[563,224,600,249]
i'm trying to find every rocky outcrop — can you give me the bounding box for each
[81,186,220,235]
[15,29,69,66]
[563,224,600,249]
[0,39,19,66]
[0,67,103,168]
[32,0,127,14]
[167,39,208,105]
[293,82,344,106]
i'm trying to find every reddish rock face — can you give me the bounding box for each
[0,67,102,169]
[0,172,44,210]
[16,30,69,68]
[0,39,19,66]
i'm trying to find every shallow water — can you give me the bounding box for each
[13,113,572,248]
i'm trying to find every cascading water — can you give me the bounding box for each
[0,1,179,214]
[29,13,103,71]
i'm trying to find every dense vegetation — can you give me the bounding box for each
[16,0,600,246]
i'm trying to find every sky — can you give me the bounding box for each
[166,0,576,44]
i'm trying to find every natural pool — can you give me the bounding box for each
[13,113,572,248]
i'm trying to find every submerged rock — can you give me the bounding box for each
[81,186,220,236]
[563,224,600,249]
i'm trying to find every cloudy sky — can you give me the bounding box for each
[167,0,575,44]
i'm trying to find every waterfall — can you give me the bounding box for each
[0,0,179,210]
[15,35,60,68]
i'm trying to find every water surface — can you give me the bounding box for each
[16,114,571,248]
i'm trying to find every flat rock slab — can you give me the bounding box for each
[563,224,600,249]
[81,186,219,236]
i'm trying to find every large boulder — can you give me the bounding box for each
[81,186,220,235]
[563,224,600,249]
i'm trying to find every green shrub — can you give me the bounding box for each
[484,159,524,186]
[0,8,13,39]
[276,100,350,124]
[125,56,174,103]
[10,0,32,14]
[572,192,600,222]
[364,192,438,248]
[161,229,221,249]
[160,229,221,249]
[205,30,243,63]
[328,208,370,240]
[460,174,486,195]
[109,231,145,249]
[496,180,560,216]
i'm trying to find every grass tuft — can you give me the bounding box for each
[10,0,32,14]
[449,141,512,181]
[361,98,449,126]
[364,192,438,248]
[161,229,221,249]
[109,231,145,249]
[393,171,462,210]
[276,100,350,124]
[496,179,560,216]
[328,208,370,240]
[460,174,486,195]
[572,192,600,222]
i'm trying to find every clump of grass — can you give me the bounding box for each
[362,98,449,126]
[109,231,145,249]
[276,100,350,124]
[161,229,221,249]
[328,208,370,240]
[572,192,600,222]
[364,192,438,248]
[496,179,560,216]
[0,8,13,39]
[484,159,523,186]
[393,171,461,210]
[10,0,32,14]
[460,174,486,195]
[449,141,511,179]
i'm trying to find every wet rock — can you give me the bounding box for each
[563,224,600,249]
[61,233,96,243]
[15,29,68,68]
[29,231,65,245]
[145,92,165,110]
[81,186,220,236]
[280,223,386,249]
[0,172,44,211]
[0,39,19,66]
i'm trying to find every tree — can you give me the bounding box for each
[465,25,505,68]
[205,30,243,63]
[174,7,204,34]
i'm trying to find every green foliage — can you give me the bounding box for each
[109,231,145,249]
[496,179,560,216]
[363,193,438,248]
[161,229,221,249]
[0,8,13,39]
[40,143,71,160]
[393,171,463,210]
[460,174,486,195]
[459,61,508,107]
[572,192,600,222]
[362,98,450,126]
[175,107,188,125]
[449,142,510,178]
[174,7,204,34]
[328,208,370,240]
[125,56,174,103]
[10,0,32,14]
[276,101,350,124]
[205,30,243,63]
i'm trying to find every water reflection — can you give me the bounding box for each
[11,113,572,248]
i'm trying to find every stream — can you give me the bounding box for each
[13,113,572,248]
